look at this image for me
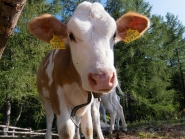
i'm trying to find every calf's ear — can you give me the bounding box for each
[116,12,150,42]
[28,14,67,43]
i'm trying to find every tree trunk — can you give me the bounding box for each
[13,103,23,127]
[0,0,26,59]
[3,94,11,135]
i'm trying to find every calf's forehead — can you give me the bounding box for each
[67,2,116,38]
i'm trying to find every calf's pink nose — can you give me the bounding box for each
[88,72,114,92]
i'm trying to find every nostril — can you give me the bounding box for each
[109,72,114,84]
[88,72,115,92]
[88,74,97,86]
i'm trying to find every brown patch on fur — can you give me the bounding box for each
[36,51,60,115]
[37,46,81,115]
[29,14,79,116]
[86,127,93,137]
[59,124,74,139]
[37,52,51,96]
[53,46,81,86]
[28,14,67,43]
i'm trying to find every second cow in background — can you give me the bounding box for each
[91,84,129,137]
[99,85,127,133]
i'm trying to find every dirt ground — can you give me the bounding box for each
[25,123,185,139]
[93,123,185,139]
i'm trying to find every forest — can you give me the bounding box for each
[0,0,185,132]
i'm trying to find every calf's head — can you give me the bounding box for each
[28,1,149,93]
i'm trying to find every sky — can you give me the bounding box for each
[145,0,185,26]
[101,0,185,26]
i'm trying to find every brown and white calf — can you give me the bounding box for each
[28,1,149,139]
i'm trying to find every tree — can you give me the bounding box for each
[105,0,151,19]
[163,13,185,112]
[105,0,176,121]
[0,0,61,129]
[58,0,101,21]
[0,0,26,59]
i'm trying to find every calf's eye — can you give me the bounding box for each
[113,32,116,39]
[69,33,76,42]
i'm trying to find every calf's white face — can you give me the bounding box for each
[28,1,150,93]
[67,2,117,92]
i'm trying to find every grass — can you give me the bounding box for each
[127,119,185,129]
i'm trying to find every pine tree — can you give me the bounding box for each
[105,0,177,121]
[163,13,185,112]
[56,0,101,22]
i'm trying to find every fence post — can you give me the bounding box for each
[3,125,9,136]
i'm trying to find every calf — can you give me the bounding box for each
[28,1,149,139]
[91,99,104,139]
[100,85,127,134]
[77,87,126,139]
[91,85,128,138]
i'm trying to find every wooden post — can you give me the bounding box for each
[0,0,26,59]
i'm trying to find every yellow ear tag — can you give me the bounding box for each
[123,28,140,43]
[50,34,66,49]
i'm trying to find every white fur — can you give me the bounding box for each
[100,95,122,131]
[60,84,94,138]
[91,86,127,137]
[91,99,104,139]
[42,101,53,139]
[42,84,94,139]
[46,51,54,86]
[100,87,127,133]
[56,86,76,138]
[67,2,118,91]
[63,83,92,116]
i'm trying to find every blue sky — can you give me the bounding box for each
[145,0,185,26]
[101,0,185,26]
